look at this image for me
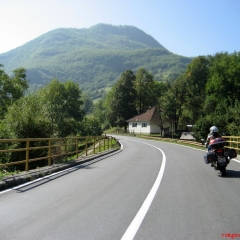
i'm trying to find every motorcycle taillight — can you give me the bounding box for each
[215,149,224,157]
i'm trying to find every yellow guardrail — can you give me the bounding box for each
[0,136,117,171]
[222,136,240,152]
[179,136,240,154]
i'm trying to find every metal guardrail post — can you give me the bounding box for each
[25,140,29,171]
[85,137,88,156]
[99,137,101,152]
[76,139,79,158]
[65,139,67,161]
[93,137,96,154]
[48,139,52,166]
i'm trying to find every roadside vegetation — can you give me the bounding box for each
[94,52,240,139]
[0,65,102,173]
[1,51,240,174]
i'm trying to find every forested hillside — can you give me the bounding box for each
[96,52,240,138]
[0,24,192,99]
[1,51,240,175]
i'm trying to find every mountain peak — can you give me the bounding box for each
[0,24,192,98]
[89,23,165,49]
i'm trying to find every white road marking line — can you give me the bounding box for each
[151,139,240,163]
[232,159,240,163]
[120,139,166,240]
[119,136,239,239]
[174,144,240,163]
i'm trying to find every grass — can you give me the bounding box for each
[135,134,205,150]
[0,170,21,181]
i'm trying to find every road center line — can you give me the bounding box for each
[121,139,166,240]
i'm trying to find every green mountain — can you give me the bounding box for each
[0,23,192,98]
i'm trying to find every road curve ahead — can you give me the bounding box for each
[0,135,240,240]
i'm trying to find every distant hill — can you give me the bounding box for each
[0,23,193,99]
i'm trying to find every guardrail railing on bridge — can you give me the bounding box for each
[137,134,240,154]
[178,136,240,154]
[0,136,118,172]
[222,136,240,153]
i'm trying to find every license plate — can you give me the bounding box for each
[218,157,226,163]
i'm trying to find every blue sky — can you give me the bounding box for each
[0,0,239,57]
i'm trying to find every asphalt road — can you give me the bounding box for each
[0,135,240,240]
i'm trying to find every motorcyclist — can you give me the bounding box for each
[205,126,221,167]
[206,126,221,151]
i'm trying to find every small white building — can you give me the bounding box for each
[128,107,171,134]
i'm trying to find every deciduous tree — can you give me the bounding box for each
[135,68,156,113]
[0,65,29,118]
[105,70,137,132]
[39,79,85,137]
[161,75,188,132]
[184,56,209,123]
[206,52,240,106]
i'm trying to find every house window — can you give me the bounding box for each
[142,123,147,127]
[132,123,137,127]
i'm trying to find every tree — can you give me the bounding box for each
[0,92,53,171]
[152,81,168,135]
[184,56,209,123]
[79,116,103,136]
[135,68,156,114]
[0,65,29,118]
[93,98,110,130]
[82,94,94,114]
[189,52,240,139]
[206,52,240,107]
[161,75,188,132]
[2,92,52,138]
[39,79,85,137]
[225,101,240,135]
[103,89,115,127]
[106,70,137,132]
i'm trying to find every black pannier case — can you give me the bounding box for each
[204,151,216,164]
[228,148,237,159]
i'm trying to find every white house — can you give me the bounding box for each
[127,107,172,134]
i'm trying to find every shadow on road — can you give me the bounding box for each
[11,151,121,193]
[219,170,240,178]
[13,164,95,193]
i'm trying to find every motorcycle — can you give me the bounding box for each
[203,137,237,176]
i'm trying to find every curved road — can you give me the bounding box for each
[0,135,240,240]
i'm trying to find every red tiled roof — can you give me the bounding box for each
[127,107,156,122]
